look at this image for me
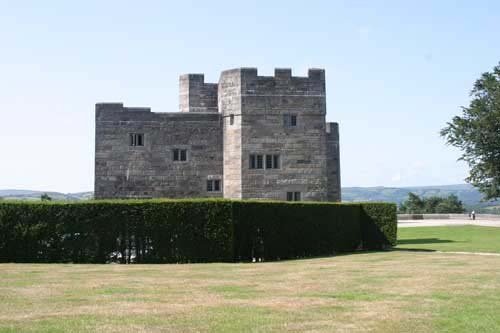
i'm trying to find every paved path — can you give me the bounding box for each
[398,219,500,228]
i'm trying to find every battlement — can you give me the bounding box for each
[219,67,325,96]
[95,103,151,113]
[179,74,218,113]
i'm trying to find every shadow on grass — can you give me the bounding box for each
[390,248,436,253]
[397,238,455,245]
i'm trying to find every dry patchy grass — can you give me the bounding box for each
[1,250,500,332]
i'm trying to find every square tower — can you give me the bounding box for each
[219,68,337,201]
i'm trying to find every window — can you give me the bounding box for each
[249,154,264,169]
[207,179,221,192]
[273,155,280,169]
[256,155,263,169]
[266,155,272,169]
[284,114,297,127]
[265,154,280,169]
[286,192,301,201]
[229,114,234,125]
[250,154,279,169]
[129,133,144,146]
[173,149,188,161]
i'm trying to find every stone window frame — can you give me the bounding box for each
[172,148,188,162]
[265,154,280,169]
[284,114,298,128]
[286,191,301,201]
[206,179,221,192]
[249,154,264,169]
[129,133,144,146]
[250,154,280,170]
[229,114,235,125]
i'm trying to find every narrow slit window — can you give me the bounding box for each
[129,133,144,146]
[286,191,301,201]
[249,155,256,169]
[229,114,234,125]
[265,155,273,169]
[256,155,263,169]
[273,155,280,169]
[284,114,297,127]
[207,179,221,192]
[173,149,187,162]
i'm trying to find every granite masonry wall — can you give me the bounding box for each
[179,74,218,113]
[95,103,222,199]
[95,67,341,201]
[326,122,341,201]
[221,68,331,201]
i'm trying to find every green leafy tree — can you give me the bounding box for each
[40,193,52,201]
[441,62,500,200]
[399,193,464,214]
[434,194,465,213]
[399,192,424,213]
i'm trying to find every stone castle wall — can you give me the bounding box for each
[326,122,341,201]
[95,103,222,199]
[223,68,330,201]
[95,67,341,202]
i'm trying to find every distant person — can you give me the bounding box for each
[471,210,476,221]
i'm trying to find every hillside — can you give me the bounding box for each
[1,185,498,211]
[342,184,499,210]
[0,190,93,201]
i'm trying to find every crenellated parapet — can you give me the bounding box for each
[237,67,325,96]
[179,74,218,113]
[96,103,151,113]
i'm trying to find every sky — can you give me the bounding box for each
[1,0,499,193]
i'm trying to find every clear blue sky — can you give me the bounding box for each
[1,0,499,192]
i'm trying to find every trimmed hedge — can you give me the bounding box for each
[232,201,361,261]
[0,200,396,263]
[360,203,398,249]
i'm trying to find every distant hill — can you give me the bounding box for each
[342,184,499,210]
[1,185,499,211]
[0,189,93,201]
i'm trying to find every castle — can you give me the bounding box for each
[95,68,341,201]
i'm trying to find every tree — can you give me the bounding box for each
[434,194,465,213]
[40,193,52,201]
[441,62,500,200]
[399,193,464,214]
[399,192,424,213]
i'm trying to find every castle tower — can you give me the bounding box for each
[179,74,218,113]
[219,68,339,201]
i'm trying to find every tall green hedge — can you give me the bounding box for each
[232,201,361,261]
[360,203,398,249]
[0,200,396,263]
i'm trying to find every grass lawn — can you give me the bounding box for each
[1,243,500,332]
[397,225,500,253]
